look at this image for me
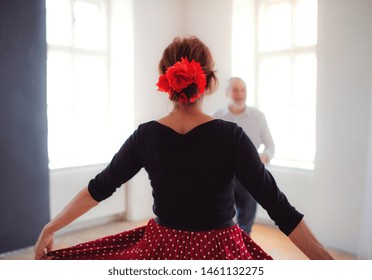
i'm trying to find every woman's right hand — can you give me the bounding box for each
[34,227,55,260]
[33,187,99,259]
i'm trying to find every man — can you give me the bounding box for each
[212,77,275,235]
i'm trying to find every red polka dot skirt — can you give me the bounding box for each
[48,218,273,260]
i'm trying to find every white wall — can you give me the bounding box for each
[183,0,233,114]
[358,88,372,259]
[125,0,372,257]
[313,0,372,255]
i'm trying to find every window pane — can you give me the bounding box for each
[259,1,292,51]
[73,54,109,163]
[258,56,292,108]
[292,53,317,162]
[258,57,292,160]
[293,53,317,106]
[292,106,316,162]
[47,51,75,165]
[73,0,107,50]
[295,0,318,46]
[47,52,110,167]
[46,0,72,46]
[258,54,316,163]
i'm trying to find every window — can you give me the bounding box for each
[46,0,133,169]
[257,0,317,169]
[232,0,317,169]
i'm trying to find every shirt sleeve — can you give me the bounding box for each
[260,114,275,160]
[88,129,143,202]
[232,126,303,235]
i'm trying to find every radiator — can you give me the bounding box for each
[49,164,126,232]
[255,165,313,227]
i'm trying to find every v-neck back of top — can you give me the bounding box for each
[154,119,220,136]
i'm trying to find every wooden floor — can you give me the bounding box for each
[0,218,355,260]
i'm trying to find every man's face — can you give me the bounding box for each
[228,80,247,105]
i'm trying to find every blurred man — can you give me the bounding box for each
[212,77,275,234]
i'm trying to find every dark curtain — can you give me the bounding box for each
[0,0,49,254]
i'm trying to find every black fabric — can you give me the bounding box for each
[88,120,303,236]
[153,217,236,231]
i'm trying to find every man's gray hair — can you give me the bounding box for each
[226,77,247,91]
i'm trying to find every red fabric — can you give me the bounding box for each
[48,219,273,260]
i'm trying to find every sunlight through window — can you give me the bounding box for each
[46,0,133,169]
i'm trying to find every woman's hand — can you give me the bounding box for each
[34,227,55,260]
[33,187,99,260]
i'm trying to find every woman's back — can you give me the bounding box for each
[140,119,239,230]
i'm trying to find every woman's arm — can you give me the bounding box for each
[288,220,334,260]
[34,186,99,259]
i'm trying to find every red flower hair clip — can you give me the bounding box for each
[156,57,207,104]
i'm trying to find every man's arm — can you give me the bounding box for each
[260,115,275,162]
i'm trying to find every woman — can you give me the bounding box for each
[34,36,333,260]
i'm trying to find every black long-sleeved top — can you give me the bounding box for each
[88,119,303,235]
